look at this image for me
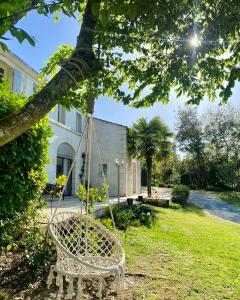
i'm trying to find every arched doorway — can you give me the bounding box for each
[56,142,75,196]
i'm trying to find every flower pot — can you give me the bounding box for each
[127,198,134,206]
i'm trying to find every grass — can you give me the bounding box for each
[219,191,240,207]
[119,205,240,300]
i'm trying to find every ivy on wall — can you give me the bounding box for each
[0,80,52,218]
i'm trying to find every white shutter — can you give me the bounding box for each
[12,69,22,93]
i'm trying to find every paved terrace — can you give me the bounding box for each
[43,192,147,218]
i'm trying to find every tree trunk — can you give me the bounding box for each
[146,156,152,197]
[0,0,98,147]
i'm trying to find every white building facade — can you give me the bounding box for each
[0,50,141,197]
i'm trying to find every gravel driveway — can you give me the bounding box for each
[190,190,240,224]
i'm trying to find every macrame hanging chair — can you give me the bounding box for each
[47,99,125,299]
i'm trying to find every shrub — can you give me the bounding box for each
[172,184,190,205]
[103,203,157,230]
[77,183,109,212]
[0,80,51,220]
[169,202,182,209]
[0,81,51,252]
[97,218,113,231]
[1,199,55,281]
[114,209,135,230]
[0,290,8,300]
[0,80,54,281]
[21,225,55,281]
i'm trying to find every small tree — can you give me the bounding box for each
[128,117,173,197]
[76,183,109,212]
[176,108,206,187]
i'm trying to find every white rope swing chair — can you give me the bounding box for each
[47,107,125,299]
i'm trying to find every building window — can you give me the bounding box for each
[33,83,38,92]
[58,105,65,124]
[0,67,4,79]
[99,164,107,177]
[12,69,22,93]
[76,113,82,133]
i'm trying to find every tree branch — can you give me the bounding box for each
[0,0,35,37]
[0,1,63,23]
[0,0,98,147]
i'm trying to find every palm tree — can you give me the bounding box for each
[128,117,173,197]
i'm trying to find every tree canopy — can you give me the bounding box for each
[1,0,240,145]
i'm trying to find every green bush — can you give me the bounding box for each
[103,203,157,230]
[0,290,8,300]
[0,80,51,251]
[21,224,55,281]
[172,184,190,205]
[97,218,113,231]
[169,202,182,209]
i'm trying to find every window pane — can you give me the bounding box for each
[12,69,22,93]
[0,67,4,77]
[99,164,107,176]
[58,105,65,124]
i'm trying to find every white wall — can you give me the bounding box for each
[46,112,141,197]
[90,118,127,196]
[0,52,38,96]
[46,118,85,194]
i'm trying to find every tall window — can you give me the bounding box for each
[58,105,65,124]
[12,69,22,93]
[0,67,4,79]
[76,113,82,133]
[99,164,107,177]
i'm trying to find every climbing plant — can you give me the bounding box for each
[0,80,52,219]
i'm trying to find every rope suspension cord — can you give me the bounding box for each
[92,119,116,229]
[49,120,88,221]
[81,119,89,215]
[86,115,93,216]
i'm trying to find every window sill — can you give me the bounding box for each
[49,118,82,136]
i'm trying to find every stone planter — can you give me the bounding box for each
[144,198,169,208]
[127,198,134,206]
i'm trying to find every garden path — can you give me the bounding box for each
[190,190,240,224]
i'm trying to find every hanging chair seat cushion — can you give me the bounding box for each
[48,212,125,273]
[55,250,118,278]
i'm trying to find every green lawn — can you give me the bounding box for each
[219,191,240,207]
[120,206,240,300]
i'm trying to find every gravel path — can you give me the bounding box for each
[190,190,240,224]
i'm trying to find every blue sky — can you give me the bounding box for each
[5,11,240,131]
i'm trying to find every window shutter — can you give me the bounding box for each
[12,69,22,93]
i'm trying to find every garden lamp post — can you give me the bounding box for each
[115,158,124,204]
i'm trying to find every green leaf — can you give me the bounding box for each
[0,42,8,51]
[9,26,36,46]
[7,243,12,251]
[0,36,10,41]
